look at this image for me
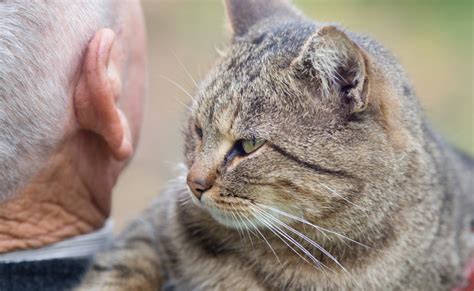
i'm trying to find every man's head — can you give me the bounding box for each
[0,0,146,205]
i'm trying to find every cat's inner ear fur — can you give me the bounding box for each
[293,26,370,114]
[224,0,301,36]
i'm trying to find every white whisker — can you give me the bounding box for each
[259,204,372,250]
[318,182,366,212]
[160,75,195,103]
[232,206,254,247]
[254,211,318,269]
[229,208,246,244]
[252,206,325,269]
[231,207,247,245]
[171,51,199,88]
[256,206,346,274]
[241,211,283,267]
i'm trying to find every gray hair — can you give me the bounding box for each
[0,0,117,201]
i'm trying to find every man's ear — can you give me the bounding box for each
[74,28,132,161]
[292,26,370,114]
[224,0,301,37]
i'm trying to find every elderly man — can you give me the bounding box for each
[0,0,146,289]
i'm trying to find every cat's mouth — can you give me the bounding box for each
[185,182,292,231]
[194,187,262,229]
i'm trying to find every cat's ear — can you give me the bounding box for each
[293,26,370,114]
[224,0,301,36]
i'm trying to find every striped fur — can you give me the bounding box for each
[78,1,473,290]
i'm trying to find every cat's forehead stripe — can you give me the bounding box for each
[214,98,242,138]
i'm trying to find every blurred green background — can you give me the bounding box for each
[113,0,473,229]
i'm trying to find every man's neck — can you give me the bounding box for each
[0,147,107,253]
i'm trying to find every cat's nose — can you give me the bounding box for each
[186,172,216,200]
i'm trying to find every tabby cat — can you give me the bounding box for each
[78,0,474,290]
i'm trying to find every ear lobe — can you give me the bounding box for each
[224,0,301,36]
[293,26,370,114]
[74,29,132,161]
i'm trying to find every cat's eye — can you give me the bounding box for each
[195,125,203,138]
[241,138,265,154]
[224,138,266,163]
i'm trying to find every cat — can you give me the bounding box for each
[78,0,474,290]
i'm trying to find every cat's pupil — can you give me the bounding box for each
[224,139,257,163]
[195,125,203,138]
[233,140,247,156]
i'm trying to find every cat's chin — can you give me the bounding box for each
[204,207,263,230]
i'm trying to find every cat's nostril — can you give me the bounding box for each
[186,167,217,201]
[187,177,213,200]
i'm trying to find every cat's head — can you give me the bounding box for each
[183,0,409,235]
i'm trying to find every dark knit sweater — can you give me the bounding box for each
[0,257,91,291]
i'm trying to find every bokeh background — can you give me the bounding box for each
[113,0,473,230]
